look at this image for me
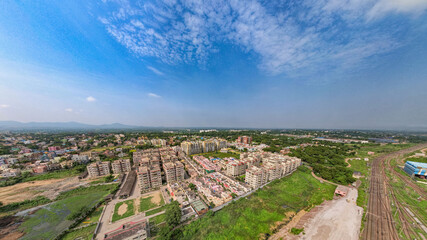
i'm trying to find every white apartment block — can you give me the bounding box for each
[87,161,110,178]
[181,139,227,155]
[112,159,132,174]
[245,166,268,189]
[226,161,247,177]
[244,153,301,189]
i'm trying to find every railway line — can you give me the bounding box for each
[362,144,427,240]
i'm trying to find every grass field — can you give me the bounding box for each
[145,205,166,216]
[139,195,163,212]
[348,159,369,207]
[192,151,240,159]
[23,165,86,182]
[112,199,135,222]
[75,204,104,228]
[62,224,96,240]
[405,157,427,164]
[150,213,166,225]
[179,167,335,239]
[19,184,116,240]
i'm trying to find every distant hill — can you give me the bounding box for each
[0,121,141,131]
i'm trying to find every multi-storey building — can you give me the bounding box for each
[181,139,227,155]
[243,153,301,189]
[87,161,110,178]
[138,165,162,191]
[237,136,252,145]
[245,166,267,189]
[226,161,246,177]
[163,161,185,183]
[112,159,132,174]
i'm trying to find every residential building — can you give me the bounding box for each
[112,159,131,174]
[87,161,110,178]
[237,136,252,145]
[226,161,246,177]
[163,161,185,183]
[137,165,162,191]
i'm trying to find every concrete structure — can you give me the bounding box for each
[137,165,162,191]
[245,166,267,189]
[226,161,246,177]
[404,161,427,178]
[181,139,227,155]
[244,153,301,189]
[112,159,132,174]
[163,161,185,183]
[237,136,252,145]
[87,161,111,178]
[335,185,348,197]
[103,219,149,240]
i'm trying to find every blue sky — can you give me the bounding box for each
[0,0,427,129]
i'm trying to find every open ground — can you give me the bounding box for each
[0,176,89,205]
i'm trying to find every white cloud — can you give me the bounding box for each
[65,108,73,112]
[100,0,426,75]
[148,93,161,98]
[0,104,10,108]
[86,96,96,102]
[368,0,427,19]
[147,66,164,75]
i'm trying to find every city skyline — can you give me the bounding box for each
[1,0,427,129]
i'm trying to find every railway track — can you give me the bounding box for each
[362,144,427,240]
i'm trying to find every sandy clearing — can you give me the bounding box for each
[301,187,363,240]
[118,203,128,216]
[0,177,87,204]
[269,210,307,240]
[150,191,162,205]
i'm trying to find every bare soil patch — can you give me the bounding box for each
[0,177,87,204]
[150,191,162,205]
[117,203,128,216]
[301,188,363,240]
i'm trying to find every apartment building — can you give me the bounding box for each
[87,161,110,178]
[137,165,162,191]
[226,161,246,177]
[244,153,301,189]
[163,161,185,183]
[236,136,252,145]
[181,139,227,155]
[112,159,132,174]
[245,166,267,189]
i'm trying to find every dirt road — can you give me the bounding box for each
[301,187,363,240]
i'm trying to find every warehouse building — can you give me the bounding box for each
[404,161,427,179]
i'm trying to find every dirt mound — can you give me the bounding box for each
[0,216,24,240]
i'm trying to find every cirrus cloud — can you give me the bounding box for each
[148,92,161,98]
[100,0,427,76]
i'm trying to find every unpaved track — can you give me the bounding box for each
[362,143,427,240]
[301,188,363,240]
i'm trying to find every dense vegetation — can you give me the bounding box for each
[291,145,356,184]
[158,201,182,240]
[0,164,86,187]
[0,196,51,213]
